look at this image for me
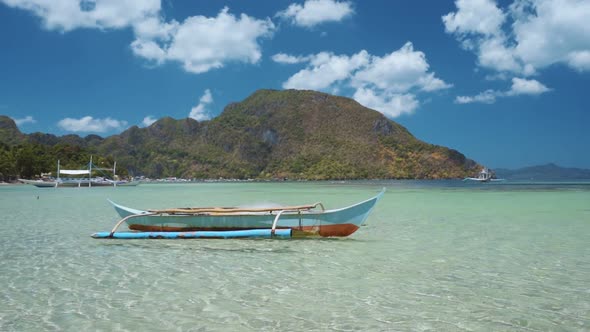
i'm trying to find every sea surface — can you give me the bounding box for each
[1,181,589,331]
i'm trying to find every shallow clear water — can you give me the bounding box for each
[1,181,589,331]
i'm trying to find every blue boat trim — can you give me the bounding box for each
[92,229,292,239]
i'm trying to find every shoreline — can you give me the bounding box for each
[6,179,590,187]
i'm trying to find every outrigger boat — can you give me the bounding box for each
[463,167,504,183]
[19,177,139,188]
[19,157,139,188]
[92,189,385,239]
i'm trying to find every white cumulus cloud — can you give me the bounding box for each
[511,0,590,72]
[189,89,213,121]
[132,15,177,41]
[283,51,369,90]
[132,8,275,74]
[2,2,275,75]
[444,0,587,103]
[277,0,354,27]
[277,42,451,118]
[0,0,161,31]
[352,42,452,93]
[566,50,590,72]
[57,116,128,133]
[130,39,167,64]
[455,90,498,104]
[142,115,157,127]
[353,88,419,118]
[271,53,310,64]
[506,77,551,96]
[443,0,590,74]
[442,0,505,37]
[13,115,36,125]
[456,78,550,104]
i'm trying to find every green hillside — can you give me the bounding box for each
[0,89,480,181]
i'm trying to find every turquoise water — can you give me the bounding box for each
[1,181,589,331]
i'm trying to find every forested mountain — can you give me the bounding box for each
[1,89,480,181]
[494,164,590,180]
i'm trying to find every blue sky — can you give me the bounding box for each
[1,0,589,169]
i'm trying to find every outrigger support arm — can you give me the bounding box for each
[271,210,286,236]
[109,212,158,238]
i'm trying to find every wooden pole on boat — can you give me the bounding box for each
[113,161,117,187]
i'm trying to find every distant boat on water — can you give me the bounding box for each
[19,157,139,188]
[463,167,505,183]
[20,178,139,188]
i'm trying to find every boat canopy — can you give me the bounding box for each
[60,169,91,175]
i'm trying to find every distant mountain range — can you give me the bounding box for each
[1,89,481,180]
[494,164,590,180]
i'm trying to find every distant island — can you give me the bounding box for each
[1,89,481,181]
[494,164,590,180]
